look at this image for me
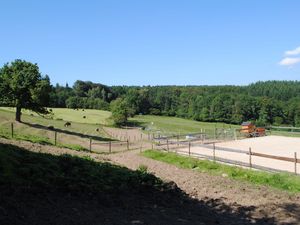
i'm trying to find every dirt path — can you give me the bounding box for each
[1,138,300,224]
[106,150,300,224]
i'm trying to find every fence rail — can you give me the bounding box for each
[163,148,285,173]
[0,122,146,154]
[2,120,300,174]
[154,137,299,175]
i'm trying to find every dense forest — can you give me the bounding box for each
[47,80,300,126]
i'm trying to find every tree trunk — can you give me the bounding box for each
[16,106,21,122]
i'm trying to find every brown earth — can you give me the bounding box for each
[0,138,299,225]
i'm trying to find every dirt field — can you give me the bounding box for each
[1,138,300,224]
[175,136,300,173]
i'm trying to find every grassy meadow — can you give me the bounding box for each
[1,107,299,145]
[0,108,113,149]
[0,107,239,136]
[131,115,300,138]
[0,107,111,125]
[130,115,239,135]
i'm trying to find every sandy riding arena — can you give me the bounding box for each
[176,136,300,173]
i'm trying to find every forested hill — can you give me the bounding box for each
[246,81,300,101]
[48,80,300,126]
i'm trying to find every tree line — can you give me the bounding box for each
[1,60,300,126]
[50,80,300,127]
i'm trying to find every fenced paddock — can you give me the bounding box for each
[154,136,300,174]
[152,127,245,145]
[0,122,148,153]
[91,139,146,153]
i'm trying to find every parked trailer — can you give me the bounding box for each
[240,122,265,137]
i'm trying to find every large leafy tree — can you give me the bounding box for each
[0,59,51,122]
[110,98,134,126]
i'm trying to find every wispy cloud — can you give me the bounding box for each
[279,46,300,66]
[279,57,300,66]
[285,46,300,56]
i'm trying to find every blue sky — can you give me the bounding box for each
[1,0,300,86]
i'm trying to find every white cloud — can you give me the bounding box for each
[279,57,300,66]
[285,46,300,56]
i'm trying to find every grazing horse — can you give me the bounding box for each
[64,122,71,127]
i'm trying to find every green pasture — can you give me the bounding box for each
[130,115,239,135]
[0,108,111,144]
[0,107,111,125]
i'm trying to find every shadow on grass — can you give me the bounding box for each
[0,142,287,225]
[125,119,145,128]
[21,121,114,142]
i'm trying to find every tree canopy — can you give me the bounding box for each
[47,80,300,126]
[0,59,51,121]
[110,98,134,126]
[46,80,300,127]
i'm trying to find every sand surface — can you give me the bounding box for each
[176,136,300,173]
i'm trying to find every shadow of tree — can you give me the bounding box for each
[278,203,300,224]
[124,120,145,128]
[0,142,278,225]
[21,121,114,142]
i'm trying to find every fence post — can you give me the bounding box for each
[109,141,112,153]
[11,123,14,138]
[249,147,252,169]
[177,135,179,146]
[213,143,216,162]
[127,139,129,150]
[89,138,92,152]
[54,131,57,146]
[214,127,216,140]
[294,152,297,174]
[188,142,191,156]
[167,139,169,152]
[152,141,154,150]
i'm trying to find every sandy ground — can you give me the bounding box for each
[174,136,300,173]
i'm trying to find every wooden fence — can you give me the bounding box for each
[2,122,146,154]
[154,138,299,175]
